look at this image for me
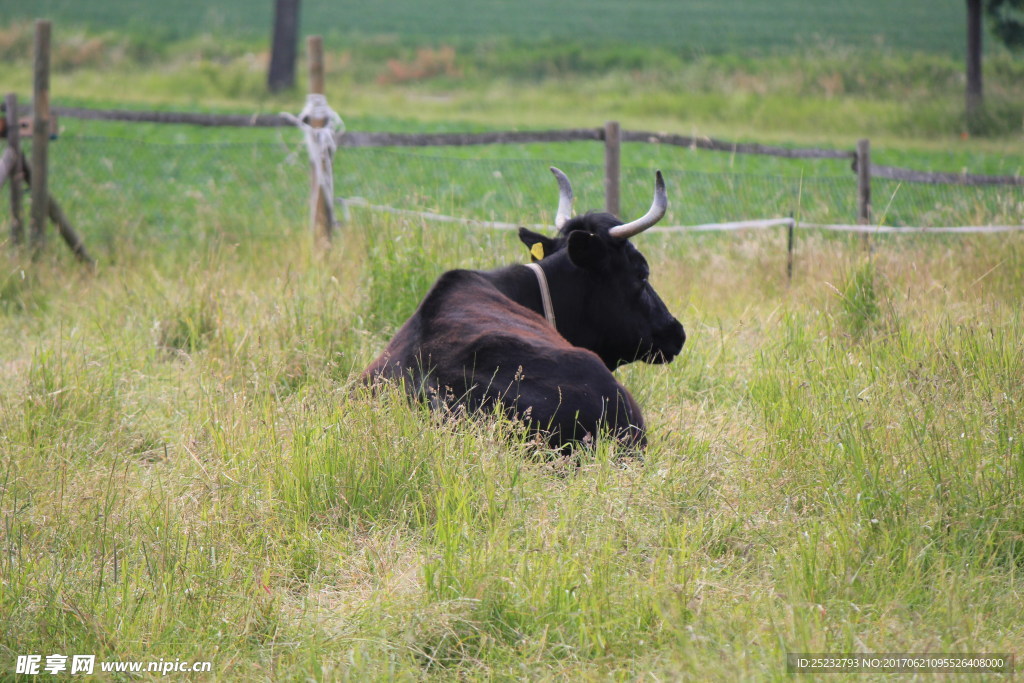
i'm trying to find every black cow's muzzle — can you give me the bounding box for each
[645,319,685,364]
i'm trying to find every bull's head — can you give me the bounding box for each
[518,167,686,370]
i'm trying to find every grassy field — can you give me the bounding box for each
[2,3,1024,680]
[2,216,1023,678]
[1,0,1022,142]
[0,0,967,56]
[3,27,1023,146]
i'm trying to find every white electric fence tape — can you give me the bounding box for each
[340,198,1023,234]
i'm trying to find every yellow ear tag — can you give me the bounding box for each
[530,243,545,261]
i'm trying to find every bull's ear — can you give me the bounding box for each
[566,230,608,269]
[518,228,556,262]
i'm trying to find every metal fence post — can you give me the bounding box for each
[786,215,795,284]
[856,138,872,251]
[856,138,871,225]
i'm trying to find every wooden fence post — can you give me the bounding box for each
[5,93,24,244]
[18,151,93,265]
[31,19,51,252]
[306,35,334,249]
[604,120,620,217]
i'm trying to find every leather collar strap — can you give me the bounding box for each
[525,262,556,329]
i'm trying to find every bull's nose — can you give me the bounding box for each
[648,319,685,364]
[663,319,685,354]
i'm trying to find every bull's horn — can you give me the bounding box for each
[550,166,574,230]
[607,171,667,239]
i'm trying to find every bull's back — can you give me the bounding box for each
[360,314,423,385]
[361,269,645,448]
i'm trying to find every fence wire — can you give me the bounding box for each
[3,127,1021,254]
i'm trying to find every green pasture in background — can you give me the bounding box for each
[0,2,1020,141]
[0,0,966,56]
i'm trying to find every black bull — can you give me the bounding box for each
[362,168,685,449]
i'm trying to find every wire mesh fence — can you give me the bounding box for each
[3,118,1022,257]
[871,177,1022,228]
[33,135,305,250]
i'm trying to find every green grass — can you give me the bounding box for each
[4,39,1023,147]
[0,0,968,56]
[2,215,1022,678]
[1,4,1023,678]
[2,9,1023,144]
